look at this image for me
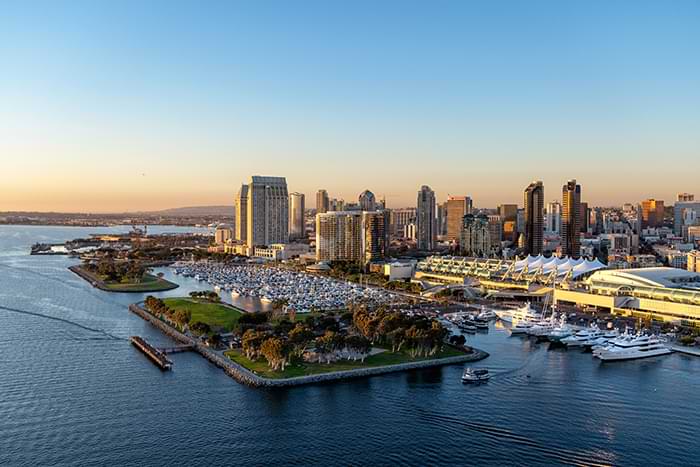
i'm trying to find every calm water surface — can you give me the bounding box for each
[1,225,698,466]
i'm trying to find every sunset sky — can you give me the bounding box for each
[2,1,699,212]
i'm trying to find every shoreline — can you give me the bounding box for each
[128,303,489,388]
[70,265,179,293]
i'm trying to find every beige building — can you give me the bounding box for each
[446,196,472,243]
[689,251,700,273]
[316,211,363,262]
[246,176,289,247]
[289,192,306,240]
[235,184,248,242]
[214,224,233,245]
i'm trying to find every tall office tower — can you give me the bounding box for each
[362,210,390,264]
[561,179,581,258]
[316,189,330,214]
[579,201,589,233]
[288,192,306,240]
[246,176,289,247]
[590,207,604,235]
[437,202,448,237]
[545,201,562,234]
[487,215,503,253]
[498,204,518,223]
[416,185,436,250]
[674,200,700,237]
[234,184,249,242]
[678,193,695,202]
[523,181,544,255]
[379,197,387,210]
[641,199,665,228]
[446,196,473,242]
[460,213,491,257]
[316,211,363,262]
[358,190,376,211]
[391,207,417,240]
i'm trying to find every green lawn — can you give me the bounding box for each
[163,297,243,331]
[103,273,178,292]
[224,345,466,379]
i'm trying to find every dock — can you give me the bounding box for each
[671,345,700,357]
[130,336,174,370]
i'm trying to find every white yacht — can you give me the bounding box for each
[547,316,573,342]
[494,303,541,324]
[509,320,533,335]
[593,334,672,361]
[561,325,603,347]
[476,306,496,320]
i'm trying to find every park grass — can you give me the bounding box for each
[224,345,466,379]
[103,273,178,292]
[163,297,243,331]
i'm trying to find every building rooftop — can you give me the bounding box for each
[589,267,700,289]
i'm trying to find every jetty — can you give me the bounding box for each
[130,336,174,370]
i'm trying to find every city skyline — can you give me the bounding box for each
[2,1,700,212]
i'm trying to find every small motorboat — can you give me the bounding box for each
[462,368,491,383]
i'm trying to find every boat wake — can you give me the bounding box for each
[0,304,125,341]
[417,410,615,466]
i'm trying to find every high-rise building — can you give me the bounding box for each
[487,215,503,253]
[446,196,472,243]
[641,199,665,228]
[234,184,249,243]
[362,210,390,264]
[678,193,695,202]
[673,201,700,237]
[523,181,544,255]
[358,190,376,211]
[289,192,306,240]
[498,204,518,223]
[316,190,330,214]
[460,213,491,257]
[561,179,581,258]
[246,176,289,247]
[545,201,562,234]
[503,220,517,243]
[579,201,589,233]
[416,185,436,250]
[687,250,700,273]
[390,208,417,240]
[437,202,448,237]
[316,211,363,262]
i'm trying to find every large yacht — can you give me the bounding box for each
[561,325,604,347]
[593,334,672,361]
[494,303,542,324]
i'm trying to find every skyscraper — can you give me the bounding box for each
[523,181,544,255]
[234,184,248,242]
[289,192,305,240]
[362,210,390,264]
[561,179,581,258]
[316,189,330,214]
[316,211,363,262]
[390,207,417,240]
[358,190,376,211]
[416,185,436,250]
[460,213,491,257]
[545,201,561,234]
[246,176,289,247]
[579,201,589,233]
[437,201,448,237]
[446,196,472,243]
[641,199,665,228]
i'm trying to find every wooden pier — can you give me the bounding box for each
[130,336,174,370]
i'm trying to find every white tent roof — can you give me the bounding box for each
[513,255,606,278]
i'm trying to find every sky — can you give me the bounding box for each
[1,0,699,212]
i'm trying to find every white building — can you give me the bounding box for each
[545,201,562,234]
[252,243,309,261]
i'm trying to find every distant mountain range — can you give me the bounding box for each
[145,206,234,217]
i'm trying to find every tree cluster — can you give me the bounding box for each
[352,305,448,358]
[85,258,146,283]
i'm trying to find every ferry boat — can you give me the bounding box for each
[494,303,541,324]
[462,368,491,383]
[593,334,672,361]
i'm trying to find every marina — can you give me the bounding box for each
[171,262,405,313]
